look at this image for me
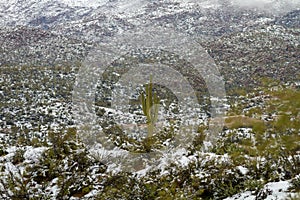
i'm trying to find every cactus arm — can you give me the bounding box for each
[139,75,160,137]
[146,81,152,120]
[140,93,147,117]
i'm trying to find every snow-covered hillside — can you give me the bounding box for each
[0,0,299,199]
[1,0,299,28]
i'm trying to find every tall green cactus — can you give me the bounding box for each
[140,75,160,137]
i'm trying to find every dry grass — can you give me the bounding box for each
[224,115,266,131]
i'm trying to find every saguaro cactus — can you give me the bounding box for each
[140,76,160,137]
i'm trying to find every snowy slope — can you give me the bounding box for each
[60,0,109,8]
[0,0,92,27]
[1,0,299,28]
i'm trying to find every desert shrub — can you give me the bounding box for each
[197,159,246,199]
[0,147,8,157]
[243,179,264,193]
[0,171,28,199]
[289,175,300,192]
[12,148,25,165]
[96,173,143,200]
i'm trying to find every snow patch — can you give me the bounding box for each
[60,0,109,8]
[24,146,48,163]
[237,166,249,175]
[225,180,293,200]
